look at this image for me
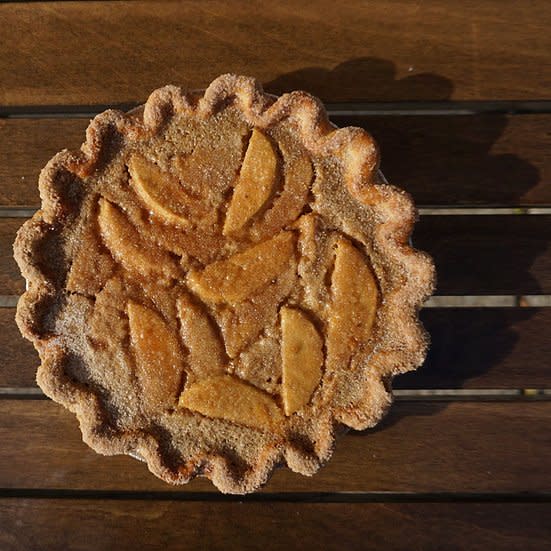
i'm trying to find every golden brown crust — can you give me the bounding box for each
[14,74,435,494]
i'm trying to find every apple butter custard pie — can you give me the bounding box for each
[14,74,435,493]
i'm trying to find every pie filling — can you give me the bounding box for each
[67,110,380,432]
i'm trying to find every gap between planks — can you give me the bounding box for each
[0,387,548,401]
[0,488,549,503]
[3,100,551,118]
[4,295,551,308]
[2,207,551,217]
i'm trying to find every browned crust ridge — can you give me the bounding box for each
[13,74,435,493]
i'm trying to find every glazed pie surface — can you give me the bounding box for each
[14,75,434,494]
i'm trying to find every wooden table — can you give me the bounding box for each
[1,2,550,549]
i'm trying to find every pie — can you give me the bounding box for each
[14,74,435,494]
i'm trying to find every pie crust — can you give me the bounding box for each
[14,74,435,494]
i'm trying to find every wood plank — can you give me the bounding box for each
[396,308,551,389]
[0,119,89,207]
[0,219,25,295]
[2,215,550,296]
[1,500,549,551]
[1,1,550,106]
[0,309,37,387]
[415,215,551,295]
[0,400,549,493]
[334,114,551,207]
[2,307,550,390]
[2,114,551,207]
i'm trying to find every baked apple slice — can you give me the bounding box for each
[326,237,379,369]
[128,301,185,411]
[223,128,277,235]
[188,231,296,304]
[176,294,227,378]
[179,374,283,431]
[129,154,212,226]
[280,307,323,415]
[97,198,179,280]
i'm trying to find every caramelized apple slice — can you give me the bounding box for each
[326,237,379,369]
[280,307,323,415]
[179,375,284,431]
[98,199,179,280]
[129,155,200,227]
[217,262,296,358]
[223,129,277,235]
[188,231,296,304]
[128,301,185,411]
[250,138,313,241]
[176,294,227,378]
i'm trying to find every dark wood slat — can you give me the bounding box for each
[0,219,24,295]
[0,119,89,207]
[334,114,551,206]
[2,215,550,296]
[1,499,549,551]
[395,308,551,389]
[415,215,551,295]
[1,1,550,105]
[0,400,549,493]
[0,309,37,387]
[2,115,551,207]
[2,307,550,390]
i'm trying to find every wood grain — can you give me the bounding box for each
[415,215,551,295]
[2,306,550,390]
[335,114,551,207]
[1,3,549,547]
[0,309,37,386]
[2,214,550,296]
[2,115,551,207]
[0,219,24,295]
[397,308,551,389]
[0,400,549,493]
[1,499,549,551]
[1,1,550,105]
[0,119,89,207]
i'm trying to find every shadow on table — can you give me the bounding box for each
[266,57,453,102]
[267,57,540,204]
[267,58,543,430]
